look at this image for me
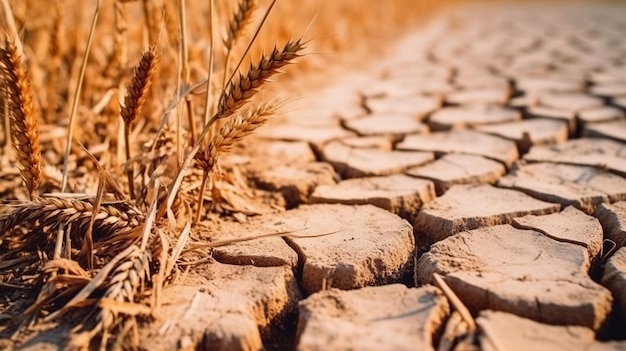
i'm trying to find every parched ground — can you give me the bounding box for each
[12,2,626,350]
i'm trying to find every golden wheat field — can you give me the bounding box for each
[0,0,441,349]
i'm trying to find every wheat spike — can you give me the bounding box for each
[104,245,151,305]
[215,39,304,119]
[0,196,144,239]
[92,245,150,347]
[121,46,160,127]
[121,46,159,199]
[225,0,257,50]
[197,103,276,172]
[0,38,43,200]
[193,104,275,223]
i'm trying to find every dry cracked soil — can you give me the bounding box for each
[14,2,626,351]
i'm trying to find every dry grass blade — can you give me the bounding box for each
[0,39,43,200]
[186,228,344,251]
[216,39,305,119]
[121,46,160,199]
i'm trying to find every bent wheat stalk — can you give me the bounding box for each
[0,39,43,200]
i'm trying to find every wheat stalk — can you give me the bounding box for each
[179,0,197,146]
[0,38,43,200]
[121,46,160,199]
[161,37,303,222]
[60,0,101,193]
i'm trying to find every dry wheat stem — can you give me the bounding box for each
[141,0,154,45]
[114,0,129,73]
[433,273,476,331]
[202,0,216,126]
[79,172,106,270]
[45,1,63,122]
[193,170,210,223]
[0,0,24,56]
[0,39,43,200]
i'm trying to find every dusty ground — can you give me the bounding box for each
[3,1,626,350]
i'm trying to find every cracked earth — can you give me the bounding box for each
[19,2,626,350]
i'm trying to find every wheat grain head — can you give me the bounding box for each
[215,39,304,119]
[196,103,276,173]
[120,46,160,128]
[0,38,43,200]
[0,196,144,242]
[224,0,258,50]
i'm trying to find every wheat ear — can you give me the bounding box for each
[121,46,160,199]
[225,0,257,51]
[85,245,151,348]
[194,103,276,222]
[0,38,43,200]
[216,39,304,120]
[0,196,144,240]
[221,0,258,89]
